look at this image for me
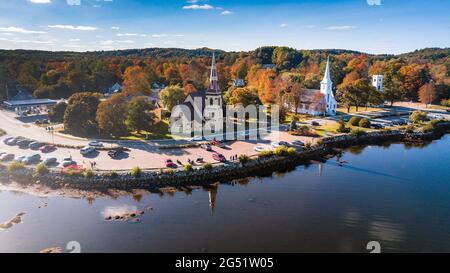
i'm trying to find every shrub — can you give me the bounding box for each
[238,154,251,164]
[108,171,119,179]
[8,161,25,172]
[164,169,175,175]
[184,164,193,172]
[203,163,213,170]
[348,116,361,126]
[287,147,297,156]
[410,111,428,124]
[337,118,351,133]
[84,168,95,178]
[34,163,49,177]
[441,99,450,107]
[131,166,141,178]
[274,146,289,156]
[258,150,274,157]
[61,165,83,176]
[358,118,371,128]
[350,129,367,137]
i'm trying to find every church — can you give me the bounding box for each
[293,57,337,116]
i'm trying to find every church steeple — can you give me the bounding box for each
[207,52,220,95]
[321,56,332,84]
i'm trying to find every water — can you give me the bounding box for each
[1,135,449,253]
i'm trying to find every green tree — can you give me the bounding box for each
[272,47,302,70]
[64,92,100,136]
[48,102,67,123]
[159,85,185,111]
[228,87,259,107]
[96,94,129,137]
[126,96,155,132]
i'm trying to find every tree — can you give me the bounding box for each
[48,102,67,123]
[96,94,129,137]
[272,47,302,70]
[399,64,429,101]
[64,92,100,136]
[228,87,259,107]
[126,96,155,132]
[159,85,185,111]
[123,66,151,95]
[283,82,305,114]
[418,81,437,107]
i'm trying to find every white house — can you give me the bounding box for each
[372,75,384,92]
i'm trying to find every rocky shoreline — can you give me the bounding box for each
[1,122,449,192]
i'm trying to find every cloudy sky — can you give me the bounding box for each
[0,0,449,54]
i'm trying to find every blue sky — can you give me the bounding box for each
[0,0,449,54]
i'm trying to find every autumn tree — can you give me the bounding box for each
[123,66,151,95]
[272,47,302,70]
[159,85,186,111]
[283,82,304,114]
[399,64,430,101]
[126,96,155,132]
[228,87,259,107]
[64,92,101,136]
[418,81,437,107]
[47,102,67,123]
[96,93,129,137]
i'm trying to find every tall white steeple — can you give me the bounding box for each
[207,52,220,95]
[320,56,337,116]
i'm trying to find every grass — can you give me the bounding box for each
[336,106,382,114]
[315,121,373,137]
[120,120,173,140]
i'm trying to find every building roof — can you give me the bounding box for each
[4,98,57,108]
[10,89,33,101]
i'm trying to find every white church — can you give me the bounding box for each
[293,57,337,116]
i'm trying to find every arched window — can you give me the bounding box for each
[210,98,214,105]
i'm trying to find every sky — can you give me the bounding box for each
[0,0,449,54]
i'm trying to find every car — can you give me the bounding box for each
[254,145,271,152]
[17,139,33,148]
[291,140,305,146]
[62,160,77,167]
[40,145,56,153]
[29,141,44,150]
[271,141,288,148]
[3,137,14,144]
[165,159,176,168]
[211,140,225,148]
[88,141,103,147]
[0,152,6,157]
[62,155,72,162]
[14,155,27,162]
[201,144,212,151]
[0,153,14,162]
[107,150,120,158]
[311,121,320,126]
[43,157,57,166]
[212,153,226,162]
[6,137,24,146]
[23,154,41,165]
[80,146,95,155]
[41,119,49,124]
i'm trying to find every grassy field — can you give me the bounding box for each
[336,106,382,114]
[314,121,374,137]
[119,120,173,140]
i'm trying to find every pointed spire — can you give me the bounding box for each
[321,56,332,84]
[207,52,220,94]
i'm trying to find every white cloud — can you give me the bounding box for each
[326,25,356,30]
[280,23,288,28]
[48,25,97,31]
[151,34,168,38]
[28,0,51,3]
[111,26,120,30]
[221,10,233,15]
[117,33,147,37]
[0,37,53,44]
[183,4,214,10]
[66,0,81,5]
[100,39,134,45]
[69,38,80,42]
[0,26,47,34]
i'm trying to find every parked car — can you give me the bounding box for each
[80,146,95,155]
[62,160,77,167]
[212,153,226,162]
[0,153,14,161]
[43,157,57,166]
[3,137,14,144]
[254,145,271,152]
[271,141,288,148]
[17,139,33,148]
[29,141,44,150]
[62,155,72,162]
[6,137,24,146]
[14,155,27,162]
[23,154,41,165]
[88,141,103,147]
[165,159,176,168]
[291,140,305,146]
[201,144,212,151]
[311,121,320,126]
[40,145,56,153]
[211,140,225,148]
[107,150,120,158]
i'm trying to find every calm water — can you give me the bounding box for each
[1,135,449,253]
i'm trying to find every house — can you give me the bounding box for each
[108,82,122,94]
[3,86,56,113]
[292,57,337,116]
[372,75,384,92]
[232,79,245,87]
[262,64,275,69]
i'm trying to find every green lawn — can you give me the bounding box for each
[119,120,173,140]
[314,121,374,137]
[336,106,383,114]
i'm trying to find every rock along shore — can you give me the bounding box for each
[1,122,449,192]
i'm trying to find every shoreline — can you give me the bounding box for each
[1,122,449,193]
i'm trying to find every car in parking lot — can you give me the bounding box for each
[62,160,77,167]
[6,137,24,146]
[14,155,27,162]
[271,141,289,148]
[291,140,305,146]
[311,121,320,126]
[80,146,95,155]
[211,140,225,148]
[17,139,33,148]
[212,153,226,162]
[107,150,121,158]
[40,145,56,153]
[88,141,103,147]
[43,157,57,166]
[201,144,212,151]
[23,154,41,165]
[29,141,44,150]
[3,137,14,144]
[165,159,177,168]
[254,145,272,152]
[0,153,14,162]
